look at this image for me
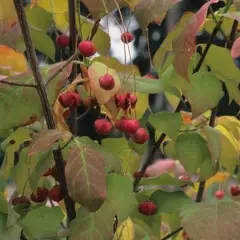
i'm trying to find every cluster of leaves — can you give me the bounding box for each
[0,0,239,240]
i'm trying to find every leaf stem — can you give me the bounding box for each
[13,0,76,223]
[160,227,183,240]
[227,19,238,49]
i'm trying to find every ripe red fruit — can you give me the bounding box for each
[58,92,81,108]
[94,119,112,135]
[49,185,63,202]
[30,187,49,203]
[215,190,225,200]
[115,93,130,110]
[138,200,157,216]
[130,94,137,108]
[56,35,70,48]
[230,185,240,196]
[99,74,115,90]
[12,196,30,206]
[131,128,149,144]
[78,40,96,57]
[144,73,157,79]
[122,119,140,134]
[133,171,149,179]
[63,109,71,119]
[121,32,134,43]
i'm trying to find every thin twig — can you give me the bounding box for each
[0,80,36,88]
[45,51,79,86]
[161,227,183,240]
[227,19,238,49]
[20,230,28,240]
[13,0,76,223]
[89,17,102,41]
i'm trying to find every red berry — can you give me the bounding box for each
[115,93,130,110]
[58,92,81,108]
[99,74,115,90]
[122,119,140,134]
[215,190,224,200]
[114,116,127,131]
[56,35,70,48]
[131,128,149,144]
[94,119,112,135]
[48,185,63,202]
[230,185,240,197]
[78,40,96,57]
[12,196,30,206]
[133,171,148,179]
[121,32,134,43]
[63,109,71,119]
[144,74,157,79]
[30,187,49,203]
[138,200,157,216]
[130,94,137,108]
[43,168,53,177]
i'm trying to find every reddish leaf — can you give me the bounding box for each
[65,144,107,212]
[231,37,240,59]
[172,0,218,81]
[28,130,72,156]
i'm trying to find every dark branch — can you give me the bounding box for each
[227,19,238,49]
[13,0,76,223]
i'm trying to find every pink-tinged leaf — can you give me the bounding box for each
[65,143,107,212]
[231,37,240,59]
[146,159,176,177]
[172,0,218,81]
[28,130,72,156]
[219,11,240,22]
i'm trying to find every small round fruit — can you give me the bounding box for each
[78,40,96,57]
[130,94,137,108]
[12,196,30,206]
[58,92,81,108]
[132,128,149,144]
[99,74,115,90]
[49,185,63,202]
[215,190,225,200]
[30,187,49,203]
[138,200,157,216]
[133,171,148,179]
[56,35,70,48]
[121,32,134,43]
[115,94,130,110]
[94,119,113,135]
[63,109,71,119]
[230,185,240,197]
[122,119,140,134]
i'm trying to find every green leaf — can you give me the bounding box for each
[225,78,240,105]
[0,193,8,214]
[0,213,7,233]
[182,72,224,118]
[70,205,115,240]
[30,27,55,61]
[215,125,239,174]
[199,44,240,83]
[20,206,64,239]
[0,62,72,130]
[162,213,181,240]
[65,140,107,212]
[176,132,208,176]
[0,171,6,192]
[77,136,121,173]
[201,125,222,162]
[180,197,240,240]
[106,173,138,225]
[164,140,178,159]
[139,174,193,187]
[0,223,22,240]
[102,138,140,175]
[150,190,194,214]
[25,5,52,31]
[149,112,182,141]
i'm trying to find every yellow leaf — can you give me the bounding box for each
[0,45,28,75]
[0,0,17,21]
